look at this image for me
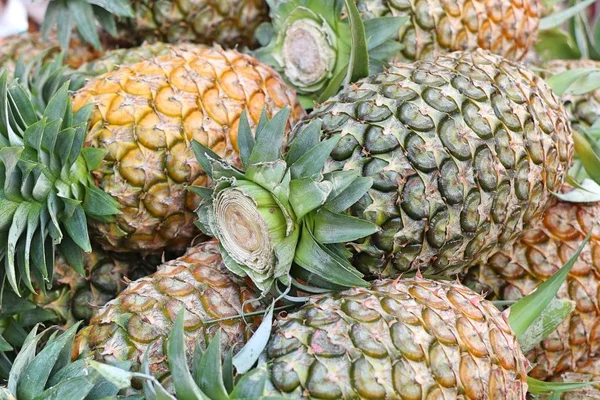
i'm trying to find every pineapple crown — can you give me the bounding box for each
[41,0,133,51]
[191,107,378,295]
[0,71,118,298]
[254,0,406,108]
[0,322,125,400]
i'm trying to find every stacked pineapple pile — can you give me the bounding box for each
[1,0,600,399]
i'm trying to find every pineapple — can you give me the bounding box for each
[72,45,305,254]
[72,241,263,386]
[262,278,529,398]
[540,59,600,130]
[0,44,305,298]
[354,0,541,61]
[29,248,158,327]
[194,49,573,294]
[464,198,600,381]
[118,0,270,49]
[0,31,100,76]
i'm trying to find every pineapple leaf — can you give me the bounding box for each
[16,323,80,400]
[527,377,600,395]
[223,348,234,394]
[286,119,322,166]
[57,235,84,276]
[539,0,595,30]
[518,298,575,353]
[363,17,407,51]
[573,130,600,185]
[233,302,275,374]
[168,310,210,400]
[32,376,94,400]
[190,140,221,180]
[229,367,270,399]
[62,205,92,253]
[343,0,369,84]
[193,331,229,400]
[237,110,255,169]
[289,135,340,179]
[68,0,102,50]
[7,325,40,394]
[325,176,373,213]
[43,0,133,50]
[248,107,290,165]
[295,224,367,288]
[508,231,591,341]
[288,178,332,219]
[313,208,379,244]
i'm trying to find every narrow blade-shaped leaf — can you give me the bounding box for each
[325,176,372,213]
[286,119,322,166]
[62,205,91,253]
[313,208,379,244]
[168,310,209,400]
[508,231,591,339]
[294,225,367,288]
[193,331,228,400]
[343,0,369,84]
[288,178,331,220]
[233,302,274,373]
[573,130,600,185]
[290,135,340,179]
[539,0,595,30]
[237,109,255,168]
[249,107,290,165]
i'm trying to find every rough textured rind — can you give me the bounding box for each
[355,0,540,61]
[117,0,269,49]
[292,49,573,279]
[73,241,262,385]
[465,199,600,381]
[73,46,305,253]
[541,59,600,129]
[0,31,100,76]
[263,278,528,399]
[32,248,158,327]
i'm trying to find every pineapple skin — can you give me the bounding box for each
[0,31,100,75]
[73,241,262,385]
[117,0,269,49]
[355,0,541,61]
[31,248,158,327]
[465,199,600,381]
[72,46,305,254]
[294,49,573,279]
[264,278,528,399]
[541,59,600,129]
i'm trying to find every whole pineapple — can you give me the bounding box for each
[540,59,600,129]
[263,278,528,398]
[73,241,262,385]
[464,199,600,381]
[193,50,573,294]
[30,248,158,327]
[310,49,572,278]
[355,0,541,61]
[72,46,305,253]
[117,0,270,48]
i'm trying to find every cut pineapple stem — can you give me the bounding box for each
[214,187,277,272]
